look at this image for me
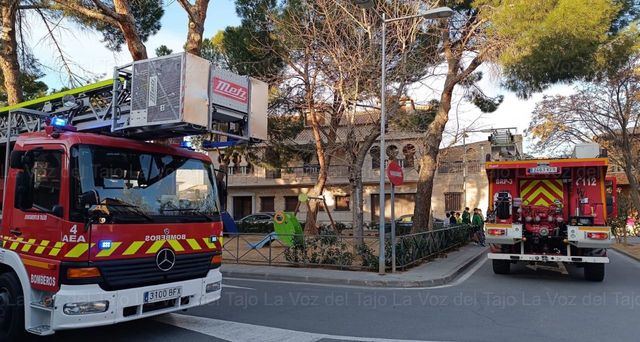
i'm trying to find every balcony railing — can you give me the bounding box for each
[437,161,484,174]
[265,164,350,180]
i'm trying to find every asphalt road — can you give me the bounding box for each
[33,250,640,342]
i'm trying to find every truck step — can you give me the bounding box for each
[27,325,53,336]
[30,302,53,311]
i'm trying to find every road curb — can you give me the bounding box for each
[612,246,640,263]
[222,247,487,288]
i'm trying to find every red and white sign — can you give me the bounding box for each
[386,161,404,186]
[213,77,248,104]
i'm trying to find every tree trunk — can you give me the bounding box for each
[0,0,22,104]
[113,0,148,60]
[412,81,455,232]
[350,163,365,244]
[184,0,209,56]
[303,95,324,235]
[349,129,380,244]
[621,144,640,240]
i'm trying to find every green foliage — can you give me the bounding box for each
[283,227,355,267]
[155,45,173,57]
[201,32,227,68]
[467,91,504,113]
[391,100,438,132]
[202,0,283,81]
[480,0,634,97]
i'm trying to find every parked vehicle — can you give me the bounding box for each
[236,212,276,233]
[485,147,616,281]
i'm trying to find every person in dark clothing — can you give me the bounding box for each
[462,207,471,224]
[449,211,457,225]
[472,208,486,246]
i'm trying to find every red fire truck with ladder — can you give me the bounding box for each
[485,143,617,282]
[0,52,267,338]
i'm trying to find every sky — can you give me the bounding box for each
[27,0,240,88]
[24,0,573,154]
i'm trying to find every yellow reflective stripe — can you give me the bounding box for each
[186,239,202,251]
[49,242,65,256]
[9,238,23,250]
[34,240,50,254]
[145,240,165,254]
[167,240,184,252]
[64,243,93,258]
[96,242,123,257]
[122,241,145,255]
[21,239,37,252]
[202,238,216,249]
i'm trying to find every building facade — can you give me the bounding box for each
[210,121,522,226]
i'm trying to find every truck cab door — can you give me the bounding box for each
[6,146,72,260]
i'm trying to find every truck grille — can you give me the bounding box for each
[95,252,214,291]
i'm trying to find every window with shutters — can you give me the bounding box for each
[444,192,462,212]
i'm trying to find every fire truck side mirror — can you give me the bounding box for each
[80,190,100,207]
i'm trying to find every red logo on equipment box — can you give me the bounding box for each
[213,77,248,103]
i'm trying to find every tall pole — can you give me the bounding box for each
[378,13,387,275]
[391,184,396,273]
[462,131,467,209]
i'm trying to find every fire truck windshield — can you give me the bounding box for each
[70,144,219,223]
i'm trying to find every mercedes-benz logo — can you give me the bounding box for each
[156,248,176,272]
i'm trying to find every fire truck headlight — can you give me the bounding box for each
[63,301,109,315]
[206,281,221,293]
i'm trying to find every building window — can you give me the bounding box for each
[403,144,416,168]
[444,192,462,212]
[370,146,380,169]
[260,196,275,212]
[284,196,298,212]
[335,195,350,211]
[266,169,282,179]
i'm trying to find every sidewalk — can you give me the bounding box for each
[612,237,640,262]
[221,244,487,288]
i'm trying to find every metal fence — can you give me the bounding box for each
[222,224,472,272]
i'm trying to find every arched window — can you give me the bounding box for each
[386,145,399,159]
[370,146,380,169]
[403,144,416,168]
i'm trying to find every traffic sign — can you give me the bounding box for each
[386,161,404,186]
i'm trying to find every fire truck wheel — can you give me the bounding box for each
[492,260,510,275]
[0,272,25,341]
[584,263,605,282]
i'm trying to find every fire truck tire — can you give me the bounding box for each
[584,263,605,282]
[492,260,510,275]
[0,272,25,341]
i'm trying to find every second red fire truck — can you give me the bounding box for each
[485,147,616,282]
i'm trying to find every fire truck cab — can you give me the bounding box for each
[485,155,614,282]
[0,52,267,338]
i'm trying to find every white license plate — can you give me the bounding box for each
[144,286,182,303]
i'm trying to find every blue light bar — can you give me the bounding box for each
[98,240,112,250]
[51,117,68,127]
[180,141,193,149]
[202,141,240,149]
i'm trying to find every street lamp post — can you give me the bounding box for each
[355,2,453,274]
